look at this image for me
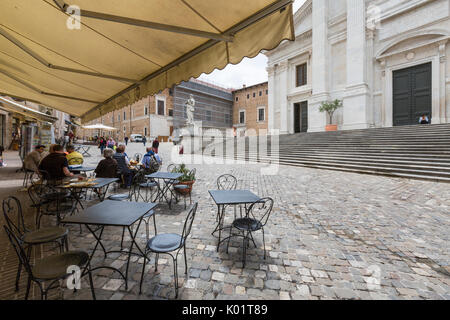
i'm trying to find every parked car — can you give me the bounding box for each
[130,134,144,142]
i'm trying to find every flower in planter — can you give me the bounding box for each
[172,163,196,182]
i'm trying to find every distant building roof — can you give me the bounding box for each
[232,81,268,93]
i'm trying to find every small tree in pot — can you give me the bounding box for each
[319,99,343,131]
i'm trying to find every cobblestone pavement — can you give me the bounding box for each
[0,142,449,300]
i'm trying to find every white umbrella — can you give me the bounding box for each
[82,124,117,130]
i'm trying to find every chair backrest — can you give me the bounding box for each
[3,225,33,275]
[2,196,27,236]
[217,174,237,190]
[181,202,198,243]
[133,153,142,162]
[27,183,50,206]
[247,197,274,227]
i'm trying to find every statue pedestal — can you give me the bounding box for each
[175,121,203,154]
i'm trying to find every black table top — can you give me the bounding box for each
[61,200,157,227]
[146,172,182,180]
[208,189,261,205]
[57,177,119,189]
[68,166,96,172]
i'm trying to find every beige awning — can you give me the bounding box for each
[0,96,58,123]
[0,0,294,123]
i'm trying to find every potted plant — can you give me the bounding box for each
[171,163,196,195]
[318,99,343,131]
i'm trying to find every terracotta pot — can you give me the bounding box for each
[174,180,195,195]
[325,124,337,132]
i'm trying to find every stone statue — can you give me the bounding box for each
[185,94,195,125]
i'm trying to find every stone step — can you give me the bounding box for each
[240,152,450,167]
[226,155,450,179]
[260,151,450,161]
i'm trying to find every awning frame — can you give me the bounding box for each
[54,0,234,42]
[79,0,293,119]
[0,26,138,83]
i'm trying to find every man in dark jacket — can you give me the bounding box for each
[39,144,74,181]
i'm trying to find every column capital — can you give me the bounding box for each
[266,65,275,76]
[277,61,289,71]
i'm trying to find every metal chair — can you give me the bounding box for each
[135,168,158,203]
[22,168,36,187]
[215,173,239,221]
[173,168,196,209]
[226,197,274,267]
[108,170,157,246]
[3,225,95,300]
[139,202,198,298]
[3,196,69,291]
[217,174,238,190]
[27,181,76,228]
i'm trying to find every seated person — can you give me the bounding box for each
[95,149,118,178]
[39,144,74,181]
[113,144,133,187]
[419,115,430,124]
[24,144,46,173]
[142,147,161,174]
[66,145,84,165]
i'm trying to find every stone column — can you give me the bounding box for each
[379,59,386,127]
[342,0,370,130]
[267,65,276,131]
[278,61,289,135]
[309,0,329,132]
[439,40,447,123]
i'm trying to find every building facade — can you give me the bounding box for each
[265,0,450,133]
[84,80,234,142]
[232,82,269,136]
[173,79,233,130]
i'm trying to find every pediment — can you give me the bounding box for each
[383,34,442,55]
[377,31,449,59]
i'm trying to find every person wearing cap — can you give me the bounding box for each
[24,145,46,173]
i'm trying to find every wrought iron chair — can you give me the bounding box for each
[215,174,240,221]
[139,202,198,298]
[108,169,157,246]
[173,168,196,209]
[28,179,77,228]
[217,174,238,190]
[3,225,96,300]
[226,197,274,267]
[3,196,69,291]
[136,168,158,203]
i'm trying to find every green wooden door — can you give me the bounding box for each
[393,62,431,126]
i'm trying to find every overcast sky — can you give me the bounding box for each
[197,0,306,90]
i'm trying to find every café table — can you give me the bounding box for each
[145,172,182,209]
[56,177,119,209]
[208,189,261,251]
[68,165,96,173]
[61,200,157,290]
